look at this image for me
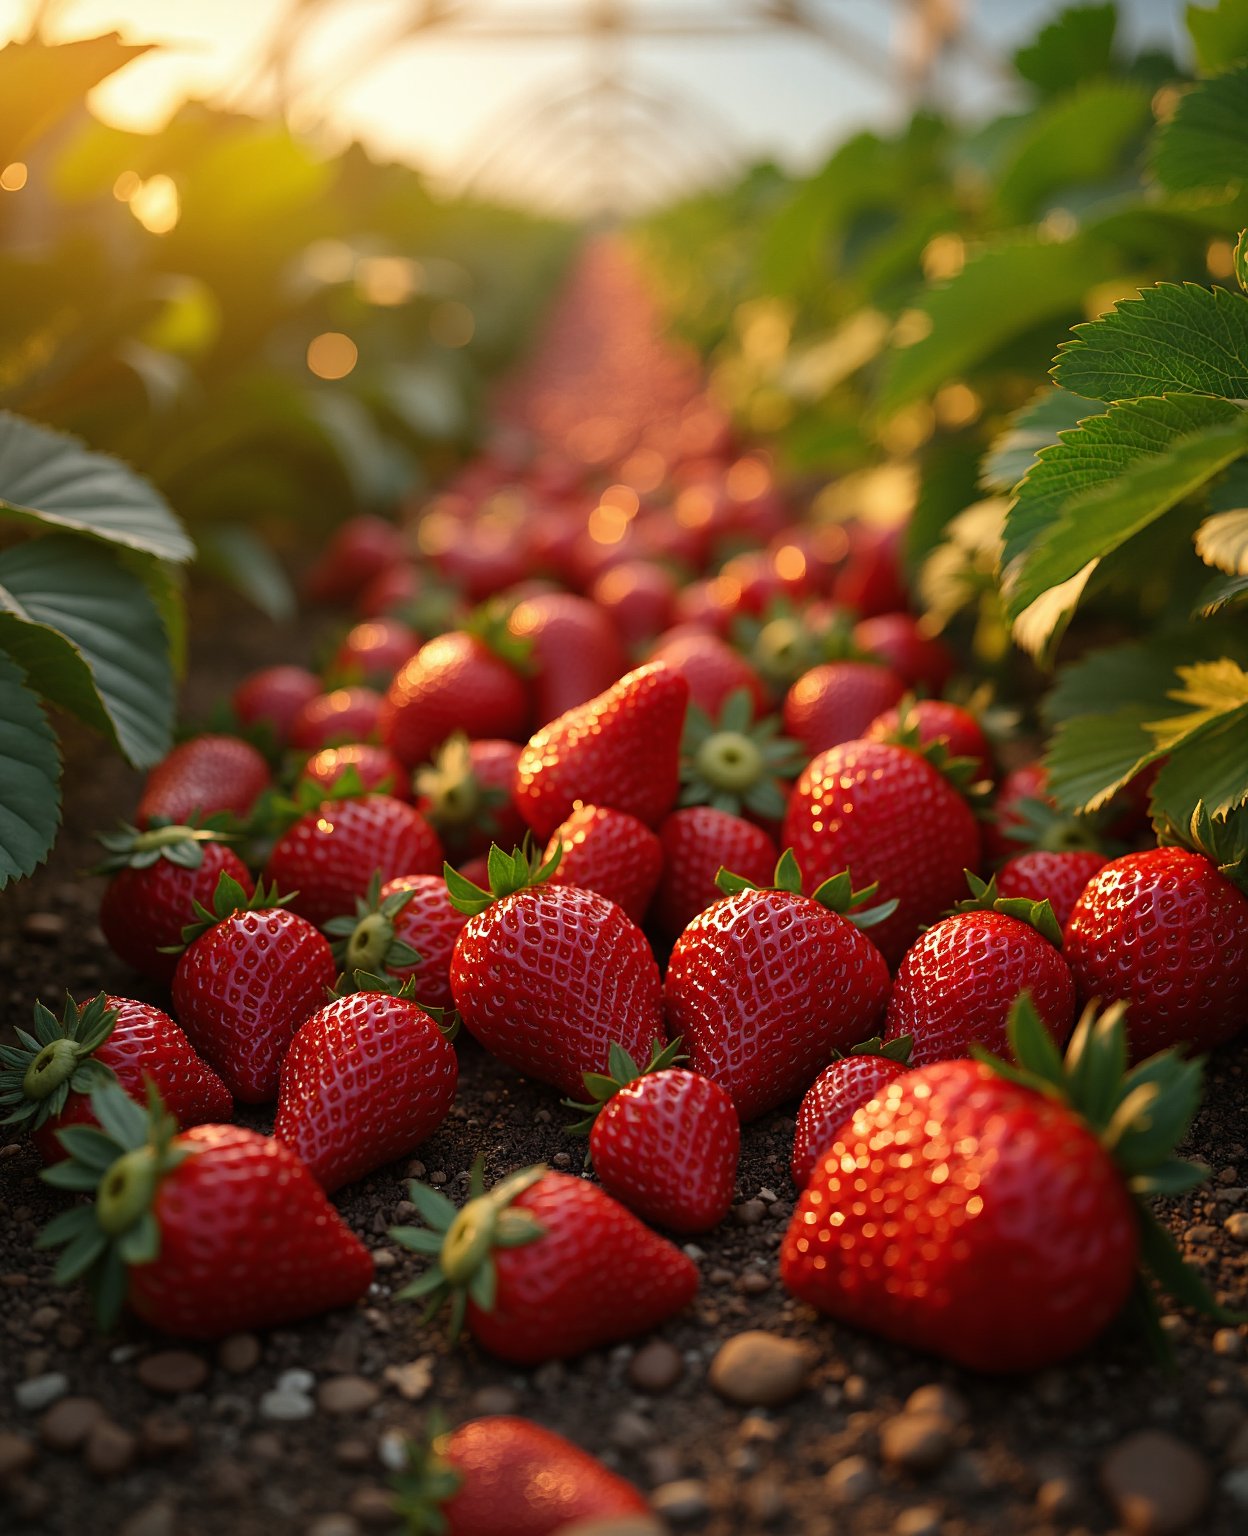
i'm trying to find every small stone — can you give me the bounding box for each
[1101,1430,1211,1535]
[1186,1224,1217,1244]
[1213,1328,1244,1358]
[307,1518,360,1536]
[248,1432,283,1462]
[894,1507,942,1536]
[644,1446,683,1486]
[371,1249,397,1271]
[15,1372,69,1412]
[22,911,64,941]
[881,1412,956,1474]
[378,1429,408,1472]
[651,1479,711,1523]
[629,1340,684,1394]
[745,1477,785,1522]
[217,1333,261,1375]
[709,1331,812,1407]
[1036,1475,1080,1519]
[117,1501,178,1536]
[842,1373,870,1405]
[85,1418,137,1477]
[739,1271,770,1295]
[0,1430,36,1481]
[825,1455,876,1505]
[734,1200,767,1226]
[383,1357,434,1401]
[137,1350,209,1395]
[1224,1467,1248,1508]
[610,1410,654,1451]
[471,1385,519,1416]
[558,1521,665,1536]
[318,1376,381,1415]
[350,1484,398,1527]
[905,1384,968,1423]
[335,1438,372,1470]
[38,1396,103,1451]
[259,1389,315,1422]
[1225,1212,1248,1243]
[140,1414,194,1457]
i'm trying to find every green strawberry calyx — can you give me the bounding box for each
[0,993,120,1131]
[248,763,379,852]
[716,848,899,930]
[872,697,993,790]
[391,1158,547,1342]
[950,870,1063,947]
[328,970,461,1042]
[414,734,510,843]
[173,869,296,950]
[444,841,563,919]
[1158,800,1248,895]
[462,601,534,677]
[388,1417,463,1535]
[734,605,824,691]
[34,1080,193,1330]
[679,688,804,821]
[95,818,230,874]
[838,1033,914,1066]
[323,871,423,977]
[562,1036,688,1135]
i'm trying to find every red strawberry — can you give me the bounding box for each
[97,821,254,982]
[783,739,982,967]
[324,873,466,1010]
[664,853,893,1121]
[866,697,994,785]
[332,618,420,684]
[515,663,689,841]
[996,849,1108,927]
[591,560,678,649]
[301,743,408,800]
[381,629,530,769]
[982,761,1054,862]
[506,591,627,724]
[830,521,908,616]
[567,1040,740,1233]
[303,513,405,604]
[654,807,777,940]
[781,996,1219,1371]
[264,793,442,928]
[791,1038,912,1189]
[275,977,458,1192]
[2,993,231,1165]
[853,612,954,693]
[391,1163,697,1362]
[882,873,1075,1064]
[38,1082,373,1338]
[646,629,767,718]
[232,665,321,746]
[543,803,662,924]
[782,660,906,759]
[289,686,383,752]
[447,846,664,1098]
[171,872,336,1102]
[414,735,526,860]
[136,735,269,829]
[390,1416,651,1536]
[1065,842,1248,1060]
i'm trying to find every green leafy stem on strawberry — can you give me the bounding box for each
[170,869,297,952]
[951,870,1063,947]
[562,1036,688,1136]
[0,994,119,1132]
[332,970,462,1042]
[95,818,234,874]
[716,847,900,930]
[679,688,804,821]
[324,872,424,977]
[444,841,563,919]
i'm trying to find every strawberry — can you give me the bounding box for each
[289,686,384,752]
[866,697,994,785]
[1,993,231,1165]
[782,660,906,760]
[171,872,336,1102]
[646,629,767,717]
[96,821,254,982]
[882,873,1075,1065]
[275,976,458,1193]
[332,618,421,684]
[853,612,954,694]
[591,560,678,649]
[447,846,663,1098]
[301,742,408,800]
[678,688,803,824]
[381,628,531,769]
[390,1416,651,1536]
[264,793,442,928]
[136,735,270,829]
[414,735,526,860]
[542,803,663,924]
[324,873,467,1009]
[37,1082,373,1338]
[515,663,689,841]
[654,806,777,940]
[781,995,1223,1371]
[830,521,908,616]
[790,1037,912,1190]
[303,512,406,604]
[997,849,1108,927]
[782,739,982,967]
[1064,837,1248,1060]
[566,1040,739,1233]
[231,665,321,747]
[982,761,1054,862]
[391,1162,697,1362]
[664,852,893,1121]
[506,591,627,724]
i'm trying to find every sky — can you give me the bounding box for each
[0,0,1194,211]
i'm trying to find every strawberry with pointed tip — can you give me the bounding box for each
[664,851,895,1121]
[136,735,270,829]
[0,993,231,1166]
[97,821,255,982]
[447,846,664,1099]
[565,1039,739,1234]
[414,735,526,860]
[36,1082,373,1338]
[654,806,778,941]
[171,871,336,1102]
[678,687,803,825]
[542,804,663,924]
[997,849,1108,928]
[390,1161,697,1363]
[791,1036,913,1190]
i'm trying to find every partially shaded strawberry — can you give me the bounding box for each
[654,807,778,941]
[332,618,421,684]
[542,804,663,924]
[646,629,767,718]
[997,849,1108,927]
[301,743,408,801]
[866,697,994,785]
[506,591,627,724]
[414,735,526,860]
[782,660,906,759]
[136,735,270,829]
[232,666,321,747]
[289,687,384,752]
[791,1037,912,1189]
[381,629,530,769]
[853,612,954,693]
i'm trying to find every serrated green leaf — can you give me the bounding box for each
[1014,4,1118,98]
[0,649,61,890]
[1194,507,1248,573]
[1152,64,1248,197]
[1194,569,1248,615]
[1188,0,1248,73]
[982,387,1108,494]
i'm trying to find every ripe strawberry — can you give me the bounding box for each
[232,665,321,747]
[542,803,663,924]
[882,873,1075,1064]
[782,660,906,759]
[515,663,689,841]
[982,761,1054,862]
[275,977,458,1193]
[171,872,336,1102]
[1,993,231,1165]
[830,521,908,616]
[566,1040,739,1233]
[96,821,254,982]
[678,688,803,824]
[997,849,1108,927]
[664,852,893,1121]
[646,629,767,718]
[866,697,994,785]
[381,628,531,769]
[301,743,408,800]
[289,686,384,752]
[38,1082,373,1338]
[506,591,627,724]
[654,807,777,940]
[391,1163,697,1362]
[853,612,954,693]
[264,793,442,929]
[1065,841,1248,1060]
[324,873,467,1010]
[783,739,982,968]
[447,846,663,1098]
[592,560,678,649]
[390,1416,651,1536]
[414,735,526,860]
[303,512,406,604]
[136,735,270,829]
[790,1037,912,1190]
[332,618,421,684]
[781,996,1221,1371]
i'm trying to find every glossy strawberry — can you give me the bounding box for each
[231,665,321,746]
[391,1164,697,1363]
[506,591,627,724]
[289,687,384,752]
[542,803,663,924]
[866,697,994,785]
[567,1040,739,1233]
[592,560,678,649]
[790,1038,912,1189]
[381,630,530,769]
[171,873,336,1102]
[654,806,778,940]
[782,661,906,760]
[2,993,231,1166]
[264,793,442,928]
[136,735,270,828]
[515,663,689,841]
[332,618,421,684]
[324,873,467,1010]
[303,513,406,604]
[97,821,254,981]
[646,629,767,718]
[447,846,664,1099]
[414,735,525,860]
[38,1083,373,1338]
[997,849,1108,927]
[664,853,893,1121]
[300,743,408,800]
[853,612,954,694]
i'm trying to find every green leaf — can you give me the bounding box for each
[1188,0,1248,73]
[1014,4,1117,98]
[0,650,61,890]
[1194,508,1248,573]
[0,34,151,163]
[1152,64,1248,197]
[0,413,193,564]
[1194,569,1248,615]
[1148,662,1248,822]
[1236,229,1248,294]
[403,1181,458,1233]
[90,1083,148,1149]
[0,535,176,768]
[1052,283,1248,402]
[197,525,294,623]
[982,387,1107,494]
